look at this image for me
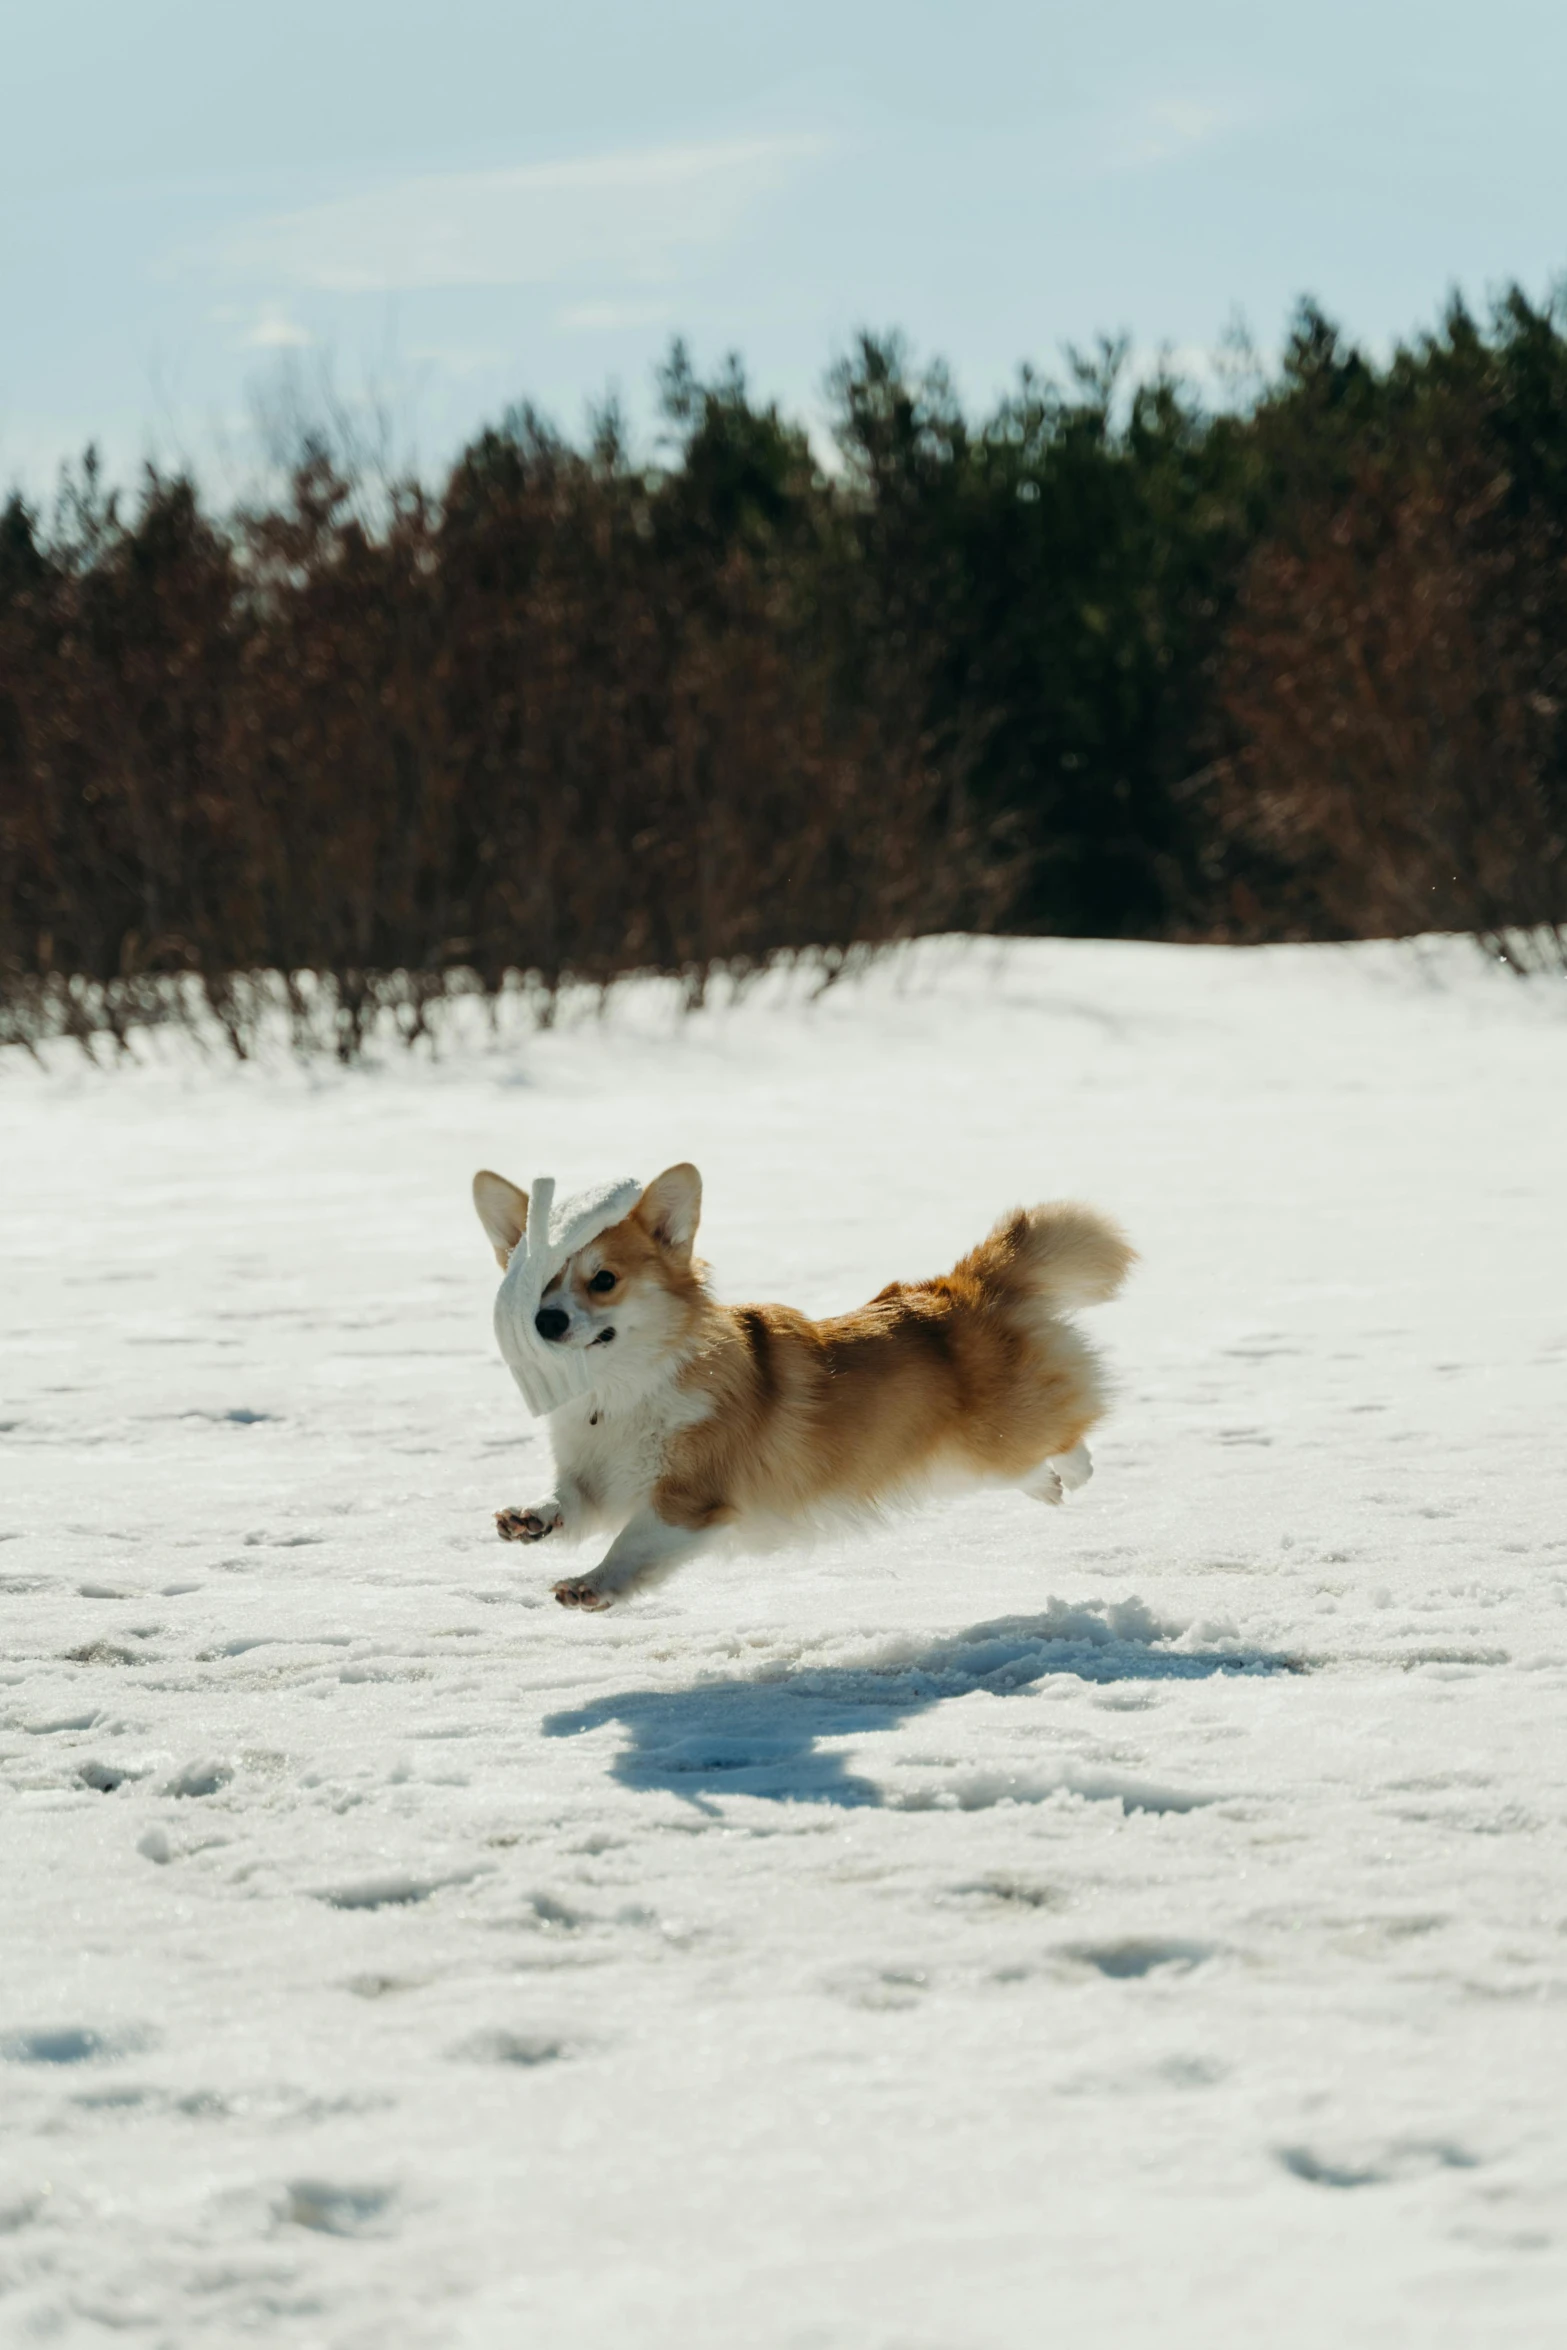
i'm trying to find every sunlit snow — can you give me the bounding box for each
[4,938,1565,2346]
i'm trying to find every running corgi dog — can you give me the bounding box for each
[473,1163,1133,1611]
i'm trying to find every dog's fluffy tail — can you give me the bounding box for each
[958,1202,1135,1315]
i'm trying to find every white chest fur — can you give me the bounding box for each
[547,1369,710,1533]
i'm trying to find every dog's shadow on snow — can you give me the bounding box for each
[541,1601,1303,1813]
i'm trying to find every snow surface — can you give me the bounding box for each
[3,937,1567,2349]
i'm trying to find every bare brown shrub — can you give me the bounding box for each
[0,438,1010,1059]
[1212,468,1567,964]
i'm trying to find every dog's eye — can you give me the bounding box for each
[588,1269,617,1294]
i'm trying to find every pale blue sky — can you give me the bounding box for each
[5,0,1565,495]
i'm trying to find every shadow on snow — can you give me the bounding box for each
[541,1599,1302,1812]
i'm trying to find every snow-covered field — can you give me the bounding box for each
[4,937,1566,2349]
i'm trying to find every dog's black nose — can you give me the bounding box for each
[534,1307,569,1343]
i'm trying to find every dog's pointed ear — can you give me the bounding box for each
[636,1163,701,1261]
[473,1170,528,1268]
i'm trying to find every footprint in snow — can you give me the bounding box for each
[278,2180,396,2237]
[1279,2140,1478,2189]
[1065,1937,1217,1979]
[313,1865,491,1911]
[78,1758,150,1792]
[1,2025,157,2065]
[449,2030,567,2067]
[943,1874,1067,1912]
[164,1758,234,1798]
[823,1965,931,2011]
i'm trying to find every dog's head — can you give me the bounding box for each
[473,1162,707,1387]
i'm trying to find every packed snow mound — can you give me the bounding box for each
[3,936,1566,2348]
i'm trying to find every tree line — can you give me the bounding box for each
[3,290,1565,1055]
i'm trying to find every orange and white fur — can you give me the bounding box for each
[473,1164,1133,1611]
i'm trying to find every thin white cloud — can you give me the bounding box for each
[239,309,314,350]
[1105,96,1249,170]
[557,298,673,334]
[210,135,829,294]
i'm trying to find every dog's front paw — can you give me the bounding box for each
[553,1578,612,1612]
[496,1503,563,1544]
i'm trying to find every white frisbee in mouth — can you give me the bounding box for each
[491,1172,642,1417]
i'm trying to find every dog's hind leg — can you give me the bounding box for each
[1020,1443,1093,1508]
[553,1508,715,1611]
[1051,1441,1093,1492]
